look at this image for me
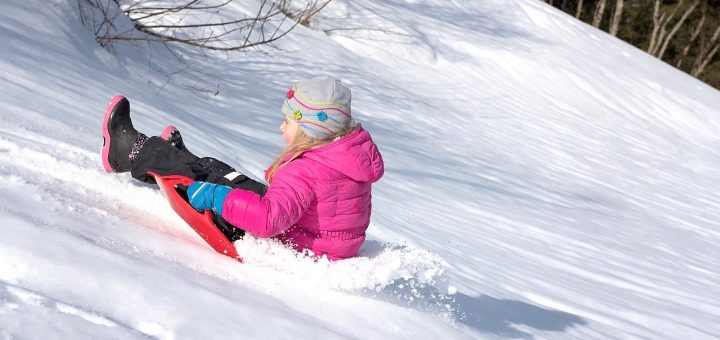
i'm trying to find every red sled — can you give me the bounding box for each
[148,171,242,262]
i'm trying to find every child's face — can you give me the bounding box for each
[279,116,299,144]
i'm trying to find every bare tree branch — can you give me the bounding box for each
[81,0,333,52]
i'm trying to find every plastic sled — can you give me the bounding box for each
[148,171,242,262]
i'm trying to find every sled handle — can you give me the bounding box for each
[148,171,242,262]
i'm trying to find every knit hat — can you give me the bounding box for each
[281,76,355,139]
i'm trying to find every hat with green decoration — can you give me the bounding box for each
[281,76,355,139]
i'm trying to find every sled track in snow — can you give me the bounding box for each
[0,126,202,244]
[0,281,158,339]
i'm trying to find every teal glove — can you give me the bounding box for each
[187,181,232,215]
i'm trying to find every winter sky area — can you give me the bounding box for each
[1,0,720,339]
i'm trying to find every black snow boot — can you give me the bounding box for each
[160,125,191,154]
[101,95,141,173]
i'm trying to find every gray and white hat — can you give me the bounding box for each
[281,76,355,139]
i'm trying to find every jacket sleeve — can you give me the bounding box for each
[220,163,315,238]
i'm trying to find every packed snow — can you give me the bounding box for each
[1,0,720,338]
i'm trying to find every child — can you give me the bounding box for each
[102,76,384,260]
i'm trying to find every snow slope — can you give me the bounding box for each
[2,0,720,338]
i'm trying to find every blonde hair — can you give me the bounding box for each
[266,124,360,183]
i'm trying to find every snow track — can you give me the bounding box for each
[0,126,197,242]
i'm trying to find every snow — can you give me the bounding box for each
[1,0,720,338]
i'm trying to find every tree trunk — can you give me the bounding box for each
[647,0,662,54]
[692,25,720,77]
[575,0,583,19]
[648,0,683,56]
[693,43,719,77]
[657,0,699,60]
[609,0,624,36]
[592,0,608,28]
[676,7,706,69]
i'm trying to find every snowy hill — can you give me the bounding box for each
[2,0,720,338]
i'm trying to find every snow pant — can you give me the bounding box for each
[130,136,268,241]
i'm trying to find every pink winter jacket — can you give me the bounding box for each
[221,128,384,260]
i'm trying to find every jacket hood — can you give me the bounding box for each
[301,128,384,183]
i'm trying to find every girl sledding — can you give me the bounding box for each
[102,76,384,260]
